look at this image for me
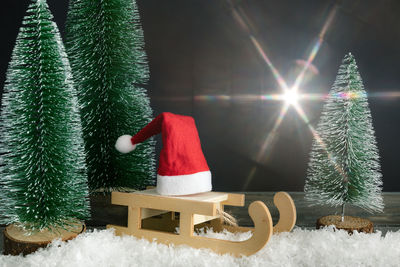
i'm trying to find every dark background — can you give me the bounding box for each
[1,0,399,192]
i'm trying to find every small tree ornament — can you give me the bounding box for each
[65,0,156,192]
[0,0,89,255]
[304,53,383,233]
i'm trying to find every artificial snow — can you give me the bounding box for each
[1,227,400,267]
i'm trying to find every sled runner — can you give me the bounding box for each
[107,189,296,257]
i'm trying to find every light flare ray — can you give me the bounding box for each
[250,36,289,91]
[292,4,338,92]
[243,104,290,190]
[230,3,289,92]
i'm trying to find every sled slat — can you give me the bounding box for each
[223,193,245,206]
[193,214,220,225]
[131,189,229,203]
[141,208,168,219]
[112,191,218,216]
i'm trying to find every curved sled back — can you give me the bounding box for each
[273,192,297,233]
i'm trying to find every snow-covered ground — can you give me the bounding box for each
[1,227,400,267]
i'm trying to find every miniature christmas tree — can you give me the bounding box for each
[304,53,383,222]
[65,0,156,191]
[0,0,89,231]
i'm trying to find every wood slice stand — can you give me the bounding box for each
[107,189,297,257]
[316,215,373,234]
[3,222,86,256]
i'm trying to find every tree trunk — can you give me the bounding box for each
[317,215,373,234]
[3,222,85,256]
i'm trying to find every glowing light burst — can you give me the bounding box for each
[192,89,400,190]
[283,89,300,106]
[227,2,340,189]
[190,2,400,190]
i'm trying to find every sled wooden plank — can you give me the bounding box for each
[131,188,229,203]
[222,193,245,207]
[141,208,168,220]
[138,193,244,222]
[111,191,219,216]
[180,212,194,237]
[192,193,245,225]
[193,214,219,225]
[133,189,244,209]
[140,190,237,221]
[128,207,141,229]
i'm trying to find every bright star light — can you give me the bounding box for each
[283,89,300,106]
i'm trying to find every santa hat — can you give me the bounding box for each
[115,112,212,196]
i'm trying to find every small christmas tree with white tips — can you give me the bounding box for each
[0,0,89,232]
[304,53,383,226]
[65,0,156,192]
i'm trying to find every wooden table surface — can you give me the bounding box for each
[230,192,400,228]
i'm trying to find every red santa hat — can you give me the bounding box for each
[115,112,212,196]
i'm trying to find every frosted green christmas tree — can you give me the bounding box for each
[65,0,156,191]
[0,0,89,231]
[304,53,383,219]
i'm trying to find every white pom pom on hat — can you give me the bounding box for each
[115,135,137,153]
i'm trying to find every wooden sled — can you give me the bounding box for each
[107,189,296,257]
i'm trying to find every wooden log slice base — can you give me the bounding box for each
[316,215,373,234]
[3,222,86,256]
